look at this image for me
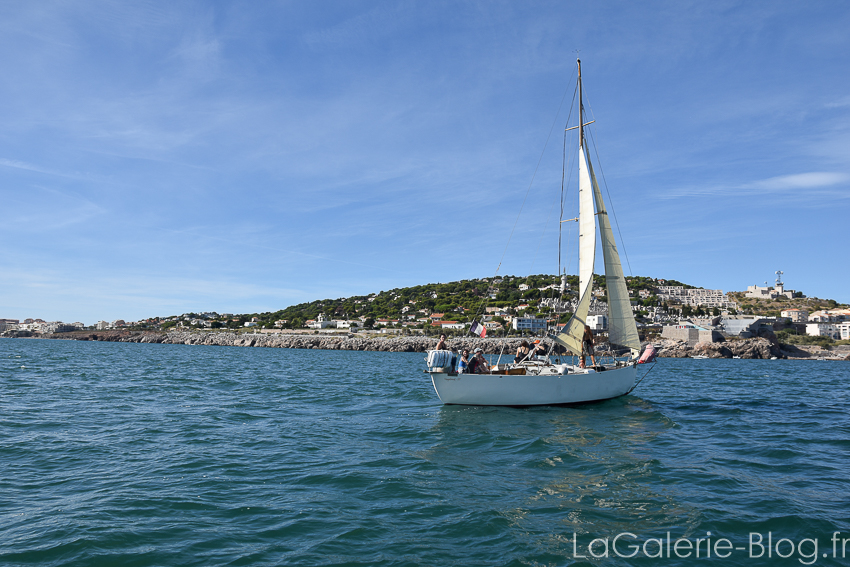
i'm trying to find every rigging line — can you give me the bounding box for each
[492,66,577,278]
[470,68,576,338]
[559,82,579,277]
[495,340,507,366]
[562,119,579,294]
[534,88,580,317]
[554,130,566,309]
[467,282,492,336]
[627,361,656,395]
[526,179,562,276]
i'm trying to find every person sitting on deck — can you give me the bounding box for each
[580,325,597,368]
[514,340,531,363]
[435,334,447,351]
[468,348,490,374]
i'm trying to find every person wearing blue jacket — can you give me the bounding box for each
[457,349,470,373]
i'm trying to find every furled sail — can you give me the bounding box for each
[587,159,641,355]
[552,147,596,355]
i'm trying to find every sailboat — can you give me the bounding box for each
[427,59,642,406]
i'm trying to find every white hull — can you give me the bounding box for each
[429,363,637,406]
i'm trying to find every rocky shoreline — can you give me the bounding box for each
[4,330,849,360]
[6,330,544,355]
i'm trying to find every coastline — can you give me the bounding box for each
[5,329,848,360]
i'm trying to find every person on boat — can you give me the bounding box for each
[458,349,470,373]
[435,334,447,351]
[531,339,547,359]
[515,340,531,363]
[580,325,596,368]
[467,350,480,373]
[469,348,490,374]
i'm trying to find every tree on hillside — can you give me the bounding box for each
[523,289,541,300]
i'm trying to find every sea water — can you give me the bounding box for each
[1,338,849,566]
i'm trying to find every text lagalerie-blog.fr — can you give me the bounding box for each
[569,531,850,564]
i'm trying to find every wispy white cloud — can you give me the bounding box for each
[0,158,89,180]
[0,267,316,323]
[301,4,410,51]
[1,185,107,230]
[824,96,850,109]
[156,224,403,275]
[659,171,850,199]
[748,172,850,191]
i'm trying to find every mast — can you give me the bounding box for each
[578,58,584,151]
[575,57,594,306]
[553,59,641,359]
[552,58,596,356]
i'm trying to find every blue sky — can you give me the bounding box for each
[1,1,848,324]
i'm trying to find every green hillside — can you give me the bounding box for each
[192,274,693,331]
[728,292,842,318]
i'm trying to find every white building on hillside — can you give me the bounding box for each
[587,314,608,331]
[809,310,850,322]
[512,317,547,333]
[656,286,736,309]
[746,282,795,300]
[781,308,808,323]
[307,313,335,329]
[806,323,840,339]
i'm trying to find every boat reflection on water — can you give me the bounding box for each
[420,397,702,551]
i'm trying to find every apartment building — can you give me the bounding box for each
[806,322,840,339]
[781,308,808,323]
[656,286,737,309]
[512,317,547,333]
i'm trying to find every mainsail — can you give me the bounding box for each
[552,146,596,355]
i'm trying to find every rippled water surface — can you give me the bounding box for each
[2,338,849,566]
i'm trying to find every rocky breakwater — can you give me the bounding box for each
[40,330,546,355]
[655,337,785,359]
